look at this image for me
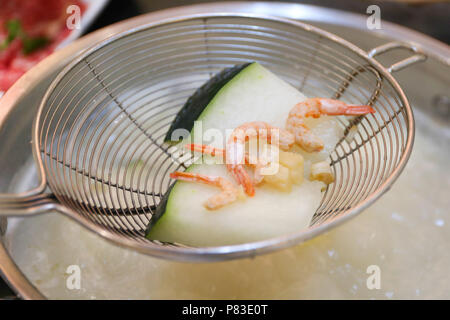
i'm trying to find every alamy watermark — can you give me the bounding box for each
[366,5,382,30]
[366,264,381,290]
[171,121,281,176]
[66,5,81,30]
[66,264,81,290]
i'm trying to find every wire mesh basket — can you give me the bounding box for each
[0,14,425,261]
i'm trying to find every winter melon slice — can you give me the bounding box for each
[147,62,331,246]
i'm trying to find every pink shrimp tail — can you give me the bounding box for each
[344,105,376,115]
[170,171,197,181]
[170,171,217,185]
[183,145,255,197]
[185,143,224,157]
[228,164,255,197]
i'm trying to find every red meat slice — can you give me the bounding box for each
[0,0,87,92]
[0,67,25,91]
[0,39,22,68]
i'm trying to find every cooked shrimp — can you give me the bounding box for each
[185,143,267,185]
[185,144,228,159]
[170,171,243,210]
[286,98,375,152]
[227,122,295,196]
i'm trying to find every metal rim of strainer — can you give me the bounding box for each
[28,13,416,261]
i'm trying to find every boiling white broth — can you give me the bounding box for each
[6,110,450,299]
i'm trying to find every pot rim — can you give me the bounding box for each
[0,1,448,299]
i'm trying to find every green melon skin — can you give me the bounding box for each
[164,63,251,143]
[147,164,323,247]
[147,62,324,247]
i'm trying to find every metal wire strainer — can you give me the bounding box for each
[0,14,425,261]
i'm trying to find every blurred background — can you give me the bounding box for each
[89,0,449,44]
[0,0,448,299]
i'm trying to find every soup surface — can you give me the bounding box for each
[6,110,450,299]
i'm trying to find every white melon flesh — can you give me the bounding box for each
[196,62,307,148]
[149,164,324,247]
[147,63,341,247]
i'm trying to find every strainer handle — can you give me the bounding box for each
[368,41,427,73]
[0,187,58,216]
